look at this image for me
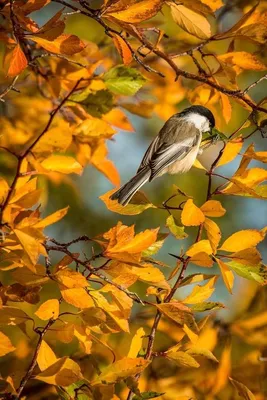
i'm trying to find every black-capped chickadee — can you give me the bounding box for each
[110,105,215,206]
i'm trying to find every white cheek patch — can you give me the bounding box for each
[185,113,209,132]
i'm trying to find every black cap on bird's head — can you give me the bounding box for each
[180,105,215,128]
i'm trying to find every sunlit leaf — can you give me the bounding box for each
[181,199,205,226]
[103,0,164,23]
[200,200,226,217]
[7,45,28,76]
[37,341,58,371]
[0,332,15,357]
[35,299,59,320]
[166,351,199,368]
[104,65,146,96]
[166,215,188,239]
[127,327,145,358]
[29,34,85,55]
[100,189,155,215]
[35,357,82,386]
[216,258,234,294]
[219,229,265,252]
[204,218,221,253]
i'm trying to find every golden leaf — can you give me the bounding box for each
[34,207,69,229]
[37,341,58,371]
[230,248,261,266]
[182,277,217,304]
[217,138,243,166]
[166,351,200,368]
[61,288,94,309]
[181,199,205,226]
[200,200,226,217]
[186,240,213,257]
[201,0,223,11]
[41,155,83,175]
[183,324,198,344]
[127,327,145,358]
[219,229,265,252]
[220,93,232,124]
[106,228,159,254]
[35,299,59,320]
[218,52,267,71]
[0,178,9,205]
[55,268,89,289]
[14,229,40,269]
[229,378,256,400]
[35,357,82,386]
[204,218,221,253]
[0,331,15,357]
[167,2,211,39]
[92,357,150,385]
[156,302,197,331]
[100,189,155,215]
[29,34,85,55]
[104,0,164,23]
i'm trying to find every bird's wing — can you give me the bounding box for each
[149,128,201,180]
[137,135,160,172]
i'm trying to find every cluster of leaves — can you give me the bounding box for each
[0,1,267,399]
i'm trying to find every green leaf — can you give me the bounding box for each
[132,391,165,400]
[69,89,113,117]
[166,215,188,239]
[227,261,267,285]
[104,65,146,96]
[57,380,90,400]
[191,302,225,312]
[142,233,168,256]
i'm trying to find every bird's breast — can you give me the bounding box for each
[167,146,199,175]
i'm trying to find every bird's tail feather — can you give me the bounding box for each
[110,168,150,206]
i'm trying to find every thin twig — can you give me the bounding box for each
[0,76,19,102]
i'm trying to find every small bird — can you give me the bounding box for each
[110,105,215,206]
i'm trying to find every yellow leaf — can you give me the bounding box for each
[221,168,267,195]
[104,0,164,23]
[37,341,58,371]
[186,240,213,257]
[204,218,221,253]
[216,258,234,294]
[166,351,199,368]
[131,265,166,283]
[189,252,214,267]
[183,324,198,344]
[92,357,150,385]
[219,229,265,252]
[56,269,89,288]
[7,44,28,76]
[33,121,73,153]
[186,346,218,362]
[212,345,231,394]
[35,357,82,386]
[14,229,40,268]
[34,207,69,228]
[156,302,197,330]
[229,378,256,400]
[61,288,94,309]
[103,108,134,132]
[0,331,15,356]
[201,0,223,11]
[100,189,155,215]
[74,117,115,140]
[200,200,226,217]
[230,248,261,266]
[218,52,267,71]
[182,277,217,304]
[92,158,120,186]
[167,2,211,39]
[127,327,145,358]
[181,199,205,226]
[0,178,9,204]
[220,93,232,124]
[217,138,243,166]
[41,155,83,174]
[29,34,85,55]
[107,228,159,254]
[35,299,59,320]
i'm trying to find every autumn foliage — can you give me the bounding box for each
[0,1,267,399]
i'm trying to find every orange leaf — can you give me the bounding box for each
[35,299,59,320]
[0,331,15,357]
[107,228,159,254]
[127,327,145,358]
[103,108,134,131]
[112,33,133,65]
[37,341,58,371]
[41,155,83,175]
[220,93,232,124]
[219,229,265,252]
[218,52,267,71]
[200,200,226,217]
[7,45,28,76]
[181,199,205,226]
[29,34,85,55]
[104,0,164,23]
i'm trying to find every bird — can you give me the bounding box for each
[110,105,215,206]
